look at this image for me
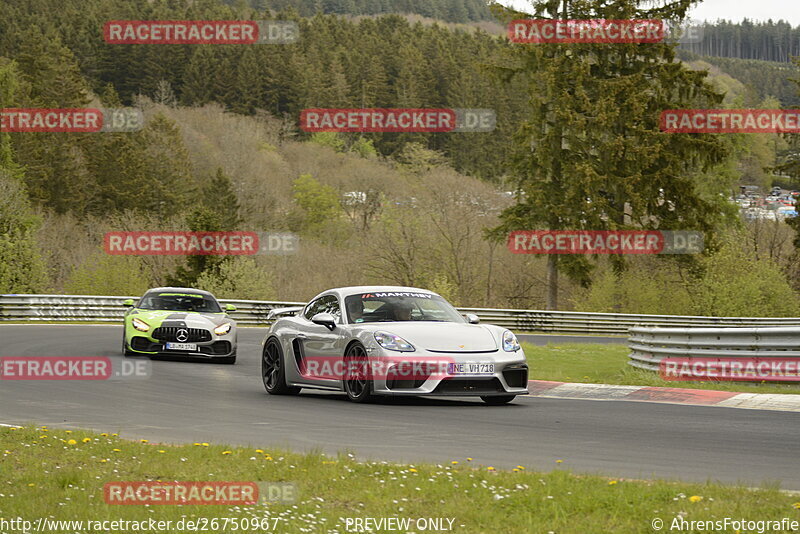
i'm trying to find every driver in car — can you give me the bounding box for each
[347,299,365,323]
[394,302,413,321]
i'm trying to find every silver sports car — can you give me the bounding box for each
[260,286,529,404]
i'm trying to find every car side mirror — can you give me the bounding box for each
[225,304,237,312]
[123,299,134,307]
[465,313,480,324]
[311,312,337,331]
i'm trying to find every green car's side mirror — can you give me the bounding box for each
[123,299,134,307]
[225,304,237,312]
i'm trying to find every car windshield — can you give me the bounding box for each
[138,292,222,313]
[344,292,464,324]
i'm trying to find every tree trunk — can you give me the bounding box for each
[547,254,558,310]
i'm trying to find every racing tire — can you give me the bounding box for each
[122,330,134,357]
[481,395,516,405]
[262,338,300,395]
[343,342,375,404]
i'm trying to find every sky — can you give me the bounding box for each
[496,0,800,26]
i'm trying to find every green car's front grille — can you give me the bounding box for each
[151,327,212,342]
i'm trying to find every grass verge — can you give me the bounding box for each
[523,342,800,395]
[1,426,798,533]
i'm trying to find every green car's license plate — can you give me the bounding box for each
[165,342,198,351]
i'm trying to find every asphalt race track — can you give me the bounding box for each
[1,325,798,489]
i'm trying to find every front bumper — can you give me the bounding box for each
[128,336,236,358]
[368,351,529,397]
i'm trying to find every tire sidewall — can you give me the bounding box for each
[343,343,373,403]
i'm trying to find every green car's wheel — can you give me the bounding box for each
[122,329,134,356]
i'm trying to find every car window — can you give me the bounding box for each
[138,292,221,313]
[319,295,342,321]
[304,298,325,320]
[344,292,463,323]
[304,295,341,322]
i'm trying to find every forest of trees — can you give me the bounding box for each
[680,19,800,63]
[0,0,527,196]
[1,0,800,315]
[224,0,492,22]
[678,50,800,107]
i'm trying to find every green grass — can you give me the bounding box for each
[524,342,800,395]
[1,426,798,533]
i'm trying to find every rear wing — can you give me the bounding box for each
[267,306,304,320]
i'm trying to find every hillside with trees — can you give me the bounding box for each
[223,0,493,22]
[680,19,800,63]
[1,0,799,315]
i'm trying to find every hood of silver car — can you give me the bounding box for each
[368,322,498,352]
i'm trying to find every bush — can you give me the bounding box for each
[0,172,46,293]
[63,252,151,296]
[572,260,693,316]
[195,257,274,300]
[308,132,346,152]
[350,137,378,159]
[292,174,344,233]
[690,233,800,317]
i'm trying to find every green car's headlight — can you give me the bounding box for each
[214,323,232,336]
[132,317,150,332]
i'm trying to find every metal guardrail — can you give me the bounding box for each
[458,307,800,334]
[628,326,800,372]
[1,294,800,333]
[0,295,305,327]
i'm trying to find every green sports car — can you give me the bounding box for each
[122,287,238,364]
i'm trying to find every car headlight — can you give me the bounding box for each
[374,331,415,352]
[214,323,232,336]
[502,330,520,352]
[132,317,150,332]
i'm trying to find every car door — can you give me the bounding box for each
[294,294,347,387]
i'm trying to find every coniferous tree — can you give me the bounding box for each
[491,0,731,309]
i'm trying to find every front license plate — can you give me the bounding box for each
[165,342,198,351]
[448,363,494,375]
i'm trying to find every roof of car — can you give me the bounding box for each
[312,286,439,301]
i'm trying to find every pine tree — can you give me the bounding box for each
[201,168,242,230]
[0,59,23,177]
[491,0,731,309]
[229,47,266,114]
[180,46,218,106]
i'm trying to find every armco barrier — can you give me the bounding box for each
[0,295,304,327]
[1,294,800,333]
[628,325,800,372]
